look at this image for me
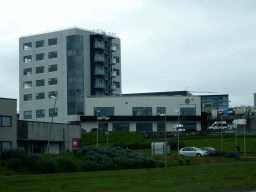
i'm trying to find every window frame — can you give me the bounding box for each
[0,116,12,127]
[48,64,57,72]
[48,38,57,46]
[48,78,58,85]
[36,92,45,100]
[36,109,45,118]
[48,51,57,59]
[23,68,32,76]
[36,40,44,48]
[24,110,32,119]
[23,42,32,50]
[36,53,44,61]
[24,94,32,101]
[36,66,44,74]
[23,55,32,63]
[132,107,152,116]
[36,79,45,87]
[23,81,32,89]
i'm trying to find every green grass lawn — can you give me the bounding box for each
[1,163,256,192]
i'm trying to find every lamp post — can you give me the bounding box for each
[160,114,167,168]
[106,132,109,148]
[175,110,180,154]
[46,96,57,154]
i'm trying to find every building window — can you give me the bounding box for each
[24,55,32,63]
[23,42,32,50]
[48,51,57,59]
[98,123,108,131]
[48,64,57,72]
[113,81,120,88]
[24,110,32,119]
[180,104,196,116]
[157,107,166,115]
[36,79,45,87]
[36,92,45,100]
[113,69,120,76]
[113,123,129,131]
[36,53,44,61]
[116,44,119,51]
[94,107,114,116]
[49,91,58,98]
[24,94,32,101]
[49,108,58,117]
[36,109,45,118]
[0,116,12,127]
[48,78,57,85]
[133,107,152,116]
[36,66,44,74]
[157,122,166,132]
[48,38,57,46]
[36,40,44,48]
[0,141,12,151]
[136,123,152,131]
[23,68,32,76]
[23,81,32,89]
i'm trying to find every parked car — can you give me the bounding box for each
[200,147,219,156]
[90,128,102,132]
[179,147,209,157]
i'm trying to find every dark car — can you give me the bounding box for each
[90,128,102,132]
[200,147,219,156]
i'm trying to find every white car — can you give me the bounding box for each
[179,147,209,157]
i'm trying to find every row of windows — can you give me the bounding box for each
[0,116,12,127]
[23,78,57,88]
[23,38,57,50]
[23,65,57,75]
[94,106,196,116]
[23,51,57,63]
[24,108,58,119]
[98,122,197,132]
[24,91,58,101]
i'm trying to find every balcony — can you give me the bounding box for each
[111,71,117,78]
[111,58,116,65]
[94,69,105,76]
[94,55,105,62]
[94,82,105,89]
[111,84,117,91]
[111,45,116,52]
[94,42,105,49]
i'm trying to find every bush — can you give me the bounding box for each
[56,156,77,173]
[7,158,22,170]
[225,151,237,158]
[159,160,165,167]
[185,158,191,165]
[170,141,185,150]
[178,159,183,166]
[33,159,57,174]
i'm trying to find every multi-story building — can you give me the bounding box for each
[19,27,121,123]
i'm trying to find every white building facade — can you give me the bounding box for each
[80,95,202,132]
[19,27,121,124]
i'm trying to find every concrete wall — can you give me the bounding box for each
[18,121,81,153]
[0,98,17,149]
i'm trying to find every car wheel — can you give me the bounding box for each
[196,153,201,157]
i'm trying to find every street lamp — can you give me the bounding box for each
[175,110,180,154]
[46,96,57,154]
[106,132,109,148]
[160,114,167,168]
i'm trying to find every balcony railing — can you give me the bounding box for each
[111,45,116,52]
[94,56,105,62]
[94,69,105,76]
[94,82,105,88]
[111,71,117,78]
[111,84,117,90]
[111,58,116,64]
[94,42,105,49]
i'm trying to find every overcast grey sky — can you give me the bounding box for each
[0,0,255,109]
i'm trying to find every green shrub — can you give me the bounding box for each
[169,141,185,150]
[185,158,191,165]
[178,159,183,166]
[7,158,22,170]
[33,159,57,174]
[158,160,165,167]
[56,156,77,172]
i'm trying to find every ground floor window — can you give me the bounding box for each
[98,123,108,131]
[136,123,152,131]
[113,123,129,131]
[0,141,12,150]
[180,104,196,116]
[185,123,197,131]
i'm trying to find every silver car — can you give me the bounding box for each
[179,147,209,157]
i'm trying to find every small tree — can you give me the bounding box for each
[245,107,253,136]
[158,116,165,139]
